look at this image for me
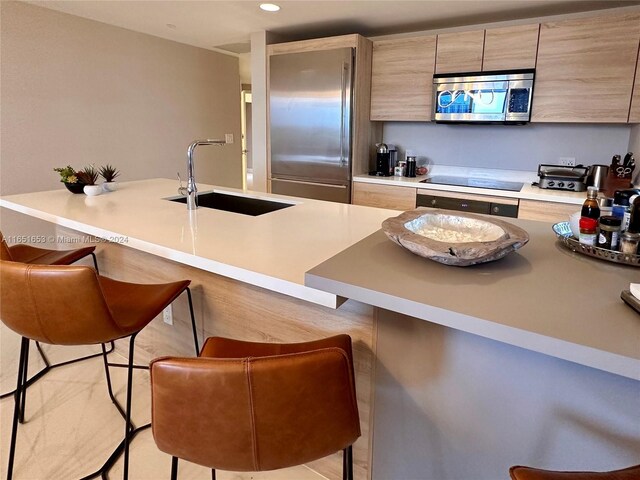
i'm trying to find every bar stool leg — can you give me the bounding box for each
[18,340,30,423]
[7,337,29,480]
[342,445,353,480]
[90,252,99,273]
[186,287,199,354]
[211,468,216,480]
[170,456,178,480]
[122,333,138,480]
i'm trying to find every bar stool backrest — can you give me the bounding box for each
[1,232,13,261]
[151,347,361,472]
[0,260,123,345]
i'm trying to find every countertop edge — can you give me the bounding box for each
[305,271,640,380]
[1,198,341,309]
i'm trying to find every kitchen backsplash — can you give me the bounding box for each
[383,122,632,171]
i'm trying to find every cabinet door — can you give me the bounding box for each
[370,36,436,121]
[532,13,640,123]
[518,199,578,222]
[352,182,416,210]
[629,47,640,123]
[483,24,539,71]
[435,30,484,74]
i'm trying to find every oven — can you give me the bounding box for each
[416,190,519,218]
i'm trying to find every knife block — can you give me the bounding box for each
[602,172,633,198]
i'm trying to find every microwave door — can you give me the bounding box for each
[435,81,508,122]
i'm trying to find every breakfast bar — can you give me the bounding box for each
[1,179,639,479]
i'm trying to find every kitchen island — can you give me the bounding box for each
[0,178,397,480]
[1,179,639,479]
[306,222,639,479]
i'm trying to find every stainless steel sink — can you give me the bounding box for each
[168,191,295,216]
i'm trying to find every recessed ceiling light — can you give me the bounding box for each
[166,24,177,29]
[260,3,280,12]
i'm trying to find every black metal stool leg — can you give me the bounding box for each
[211,468,216,480]
[122,333,137,480]
[0,341,115,401]
[343,445,353,480]
[7,337,29,480]
[171,457,178,480]
[90,252,99,273]
[18,340,30,424]
[185,287,199,354]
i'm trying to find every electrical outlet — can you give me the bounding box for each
[162,306,173,325]
[225,133,234,144]
[558,157,576,167]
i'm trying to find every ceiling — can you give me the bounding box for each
[27,0,640,54]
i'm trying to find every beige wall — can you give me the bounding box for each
[1,1,242,236]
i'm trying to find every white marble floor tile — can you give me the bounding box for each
[0,324,327,480]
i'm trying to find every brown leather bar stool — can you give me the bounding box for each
[509,464,640,479]
[0,230,98,270]
[150,334,361,480]
[0,260,201,480]
[0,231,107,404]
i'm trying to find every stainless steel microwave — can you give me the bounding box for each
[432,69,535,124]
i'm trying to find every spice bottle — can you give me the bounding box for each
[627,194,640,234]
[597,216,621,250]
[581,186,600,220]
[620,231,640,255]
[579,217,598,246]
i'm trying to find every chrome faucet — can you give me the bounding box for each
[185,139,227,210]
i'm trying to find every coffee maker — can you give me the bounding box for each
[370,143,393,176]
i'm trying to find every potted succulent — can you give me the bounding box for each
[99,164,120,192]
[76,165,102,196]
[54,165,86,194]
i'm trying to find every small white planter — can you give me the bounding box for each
[102,181,118,192]
[83,185,102,196]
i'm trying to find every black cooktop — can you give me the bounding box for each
[420,176,524,192]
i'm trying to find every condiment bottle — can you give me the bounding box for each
[597,215,621,250]
[627,194,640,234]
[620,231,640,255]
[579,217,598,246]
[581,186,600,220]
[612,189,639,232]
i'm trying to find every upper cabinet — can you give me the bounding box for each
[370,36,436,121]
[630,47,640,123]
[435,30,484,74]
[482,24,539,71]
[532,12,640,123]
[369,12,640,123]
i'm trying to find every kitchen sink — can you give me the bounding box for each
[168,191,294,216]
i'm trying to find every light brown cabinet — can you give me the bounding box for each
[352,182,416,210]
[629,47,640,123]
[482,24,539,71]
[370,36,436,121]
[518,199,578,223]
[532,12,640,123]
[435,30,484,74]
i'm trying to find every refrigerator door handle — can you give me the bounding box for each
[271,178,348,189]
[340,61,350,168]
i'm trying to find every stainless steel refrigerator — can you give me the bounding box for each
[269,47,353,203]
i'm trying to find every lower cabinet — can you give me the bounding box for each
[352,182,416,210]
[518,199,579,222]
[352,182,580,222]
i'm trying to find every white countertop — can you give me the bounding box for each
[0,179,397,308]
[354,165,589,205]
